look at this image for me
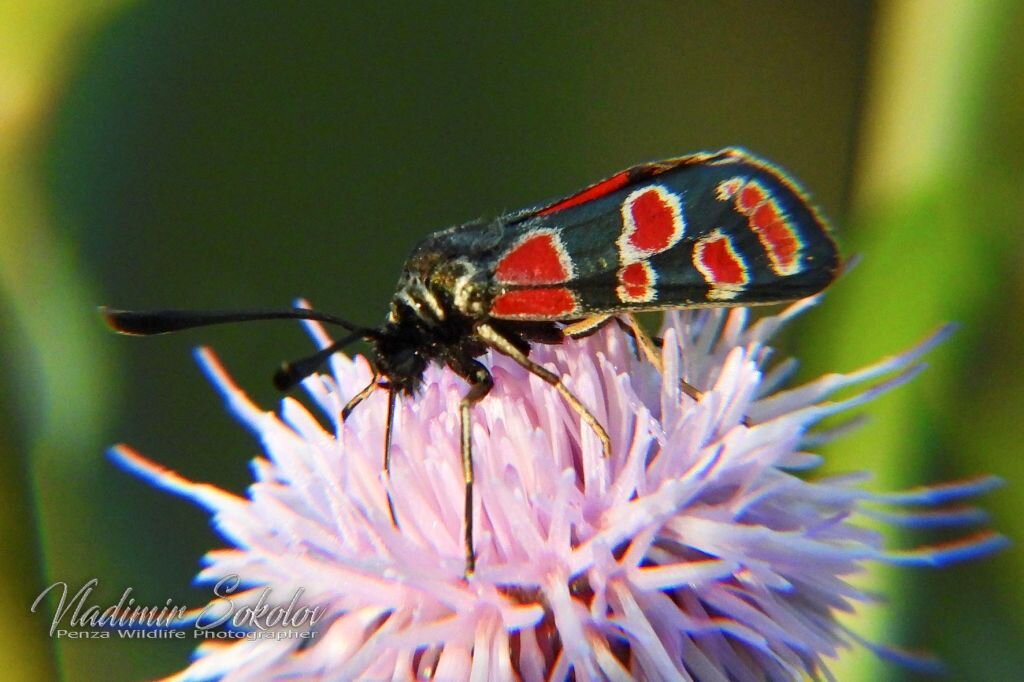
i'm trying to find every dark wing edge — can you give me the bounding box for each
[526,148,744,219]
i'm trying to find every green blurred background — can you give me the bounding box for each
[2,1,1020,680]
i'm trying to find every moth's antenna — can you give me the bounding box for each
[101,306,377,391]
[101,307,372,336]
[273,332,363,391]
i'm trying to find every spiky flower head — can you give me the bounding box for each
[113,300,1004,680]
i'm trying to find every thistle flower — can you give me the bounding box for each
[112,299,1005,681]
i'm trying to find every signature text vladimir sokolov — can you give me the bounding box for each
[31,575,325,640]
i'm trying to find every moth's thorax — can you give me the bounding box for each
[389,249,488,326]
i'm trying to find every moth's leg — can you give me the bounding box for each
[340,375,399,524]
[566,313,666,374]
[678,378,703,403]
[475,322,612,459]
[563,314,612,339]
[341,372,381,420]
[616,313,664,371]
[383,388,398,525]
[615,314,705,402]
[449,358,494,577]
[665,350,706,405]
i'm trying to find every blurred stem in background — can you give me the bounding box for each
[0,2,127,679]
[815,0,1022,678]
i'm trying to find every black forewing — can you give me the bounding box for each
[486,148,839,318]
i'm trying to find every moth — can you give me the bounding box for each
[104,148,840,575]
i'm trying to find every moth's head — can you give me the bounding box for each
[369,324,428,395]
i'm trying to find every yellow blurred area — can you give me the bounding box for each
[2,4,131,680]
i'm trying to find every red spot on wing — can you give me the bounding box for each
[627,188,678,253]
[537,171,631,216]
[694,232,747,285]
[490,288,577,318]
[494,232,572,285]
[721,178,803,276]
[751,201,780,230]
[716,178,743,201]
[620,261,650,291]
[617,186,685,267]
[737,182,766,214]
[749,197,800,274]
[617,261,654,303]
[755,218,801,274]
